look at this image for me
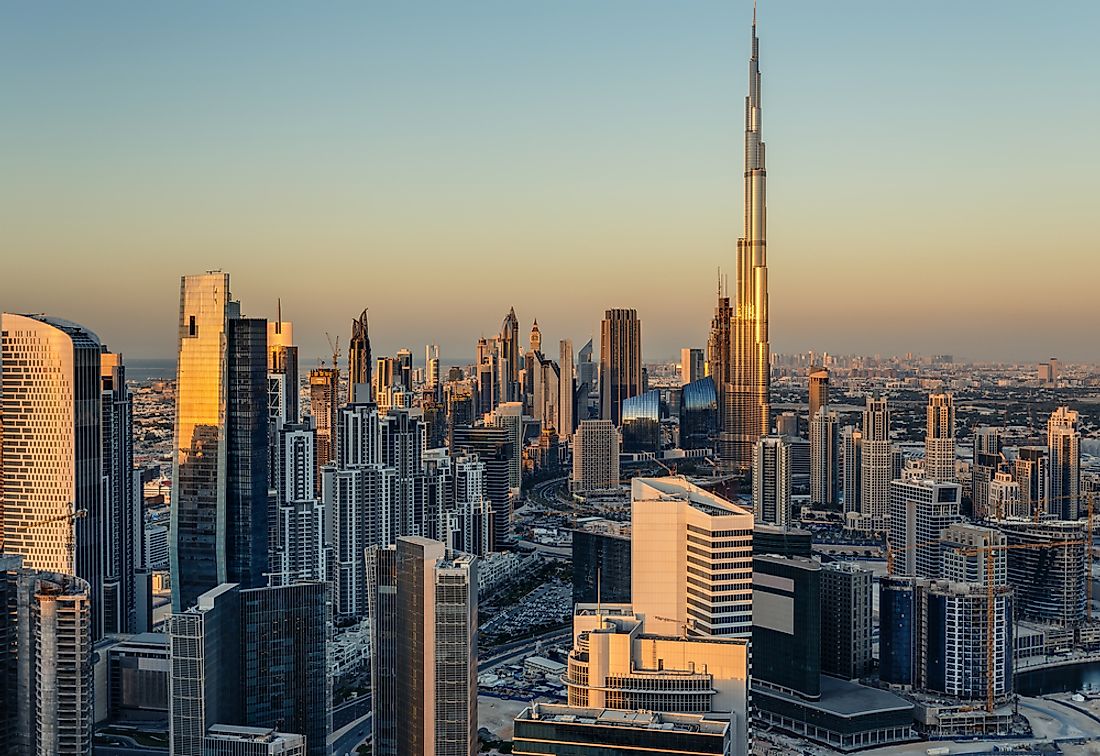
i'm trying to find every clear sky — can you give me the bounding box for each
[2,1,1097,364]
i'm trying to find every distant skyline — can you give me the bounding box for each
[2,1,1098,362]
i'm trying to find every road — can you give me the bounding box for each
[479,626,572,673]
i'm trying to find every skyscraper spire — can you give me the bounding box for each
[720,4,771,471]
[349,308,372,404]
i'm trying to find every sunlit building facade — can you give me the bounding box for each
[599,309,642,426]
[620,389,659,454]
[680,376,719,452]
[924,393,956,483]
[1047,406,1080,520]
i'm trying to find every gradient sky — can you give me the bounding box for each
[2,1,1097,364]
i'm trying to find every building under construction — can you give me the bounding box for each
[998,518,1088,625]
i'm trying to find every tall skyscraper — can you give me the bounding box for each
[706,282,733,458]
[452,426,513,551]
[858,396,891,533]
[348,308,372,404]
[308,366,340,492]
[810,409,839,506]
[819,562,873,679]
[1,313,108,637]
[752,434,792,527]
[599,309,642,426]
[99,350,137,635]
[680,347,705,385]
[752,555,821,700]
[0,556,93,756]
[971,427,1003,519]
[841,426,862,518]
[558,339,575,439]
[1047,406,1080,519]
[631,477,754,638]
[924,393,956,482]
[267,302,299,428]
[808,368,829,426]
[488,401,523,490]
[570,420,620,495]
[888,475,962,577]
[1014,446,1048,519]
[498,307,521,404]
[724,14,771,471]
[575,338,596,421]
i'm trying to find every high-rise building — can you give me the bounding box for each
[631,477,754,638]
[752,555,821,699]
[513,705,732,756]
[570,420,620,495]
[170,274,270,611]
[988,471,1022,520]
[858,396,891,533]
[620,389,660,454]
[271,423,326,585]
[0,556,92,756]
[599,309,642,426]
[681,347,705,385]
[452,426,513,551]
[841,426,862,518]
[498,307,521,404]
[810,409,839,506]
[774,411,798,437]
[1,313,109,637]
[570,521,631,605]
[723,14,771,472]
[575,338,596,421]
[971,427,1003,519]
[1047,406,1080,519]
[488,401,523,490]
[99,350,138,635]
[706,285,733,463]
[308,366,339,492]
[369,537,477,756]
[924,393,956,483]
[267,303,299,429]
[169,582,242,756]
[348,308,372,404]
[203,725,307,756]
[808,368,829,426]
[240,583,330,756]
[558,339,575,439]
[888,475,962,577]
[564,606,750,756]
[752,434,792,527]
[1013,446,1048,520]
[819,562,872,679]
[939,524,1006,585]
[680,377,719,452]
[999,519,1087,625]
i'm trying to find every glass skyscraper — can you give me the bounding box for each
[680,376,718,452]
[620,389,660,454]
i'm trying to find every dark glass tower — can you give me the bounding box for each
[348,308,372,404]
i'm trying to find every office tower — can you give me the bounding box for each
[394,348,413,392]
[565,607,750,756]
[599,308,642,426]
[308,367,339,492]
[499,307,521,403]
[373,537,477,756]
[924,393,955,482]
[170,275,270,612]
[374,355,398,398]
[452,426,512,551]
[1014,446,1048,519]
[0,313,108,637]
[575,338,596,420]
[528,318,542,354]
[0,556,92,756]
[971,427,1003,519]
[681,347,705,385]
[571,521,631,605]
[939,523,1006,585]
[531,353,561,432]
[271,423,326,585]
[487,401,523,491]
[808,368,829,425]
[681,376,719,452]
[425,344,441,389]
[514,705,731,756]
[888,476,961,577]
[620,389,660,454]
[100,350,137,634]
[570,420,620,494]
[380,409,427,538]
[366,546,398,755]
[707,282,734,463]
[810,409,839,506]
[999,519,1087,625]
[558,339,575,439]
[169,582,242,756]
[267,302,299,427]
[724,13,771,473]
[1047,406,1080,519]
[101,631,169,721]
[858,396,891,533]
[449,454,492,557]
[819,562,872,679]
[988,471,1022,520]
[204,725,307,755]
[753,523,812,557]
[324,403,391,617]
[752,555,820,699]
[348,308,372,403]
[752,434,792,527]
[841,426,862,518]
[240,583,330,756]
[631,477,754,638]
[878,577,916,686]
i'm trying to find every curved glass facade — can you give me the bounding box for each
[680,377,718,452]
[621,389,660,454]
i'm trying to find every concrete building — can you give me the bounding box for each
[752,434,793,527]
[808,368,829,428]
[204,724,306,755]
[571,420,620,494]
[513,704,731,756]
[888,475,962,578]
[988,472,1023,520]
[810,409,839,506]
[565,605,749,756]
[0,556,93,756]
[307,367,339,490]
[971,427,1002,520]
[599,309,642,427]
[682,347,705,385]
[488,402,523,491]
[1047,406,1081,519]
[841,426,862,517]
[347,308,372,404]
[924,393,956,483]
[858,396,892,533]
[939,523,1006,585]
[1013,446,1048,519]
[999,518,1087,625]
[630,477,754,638]
[819,562,872,679]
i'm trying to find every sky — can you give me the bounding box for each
[1,1,1097,364]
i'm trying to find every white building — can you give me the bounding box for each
[752,434,792,527]
[888,473,961,578]
[858,396,892,533]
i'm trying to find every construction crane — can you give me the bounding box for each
[27,504,86,573]
[953,537,1086,714]
[324,331,341,372]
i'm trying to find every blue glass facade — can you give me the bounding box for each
[680,377,718,451]
[879,578,915,686]
[621,389,660,453]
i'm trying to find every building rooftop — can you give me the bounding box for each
[757,676,913,718]
[631,476,752,518]
[518,703,729,734]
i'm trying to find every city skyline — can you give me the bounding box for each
[3,1,1098,362]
